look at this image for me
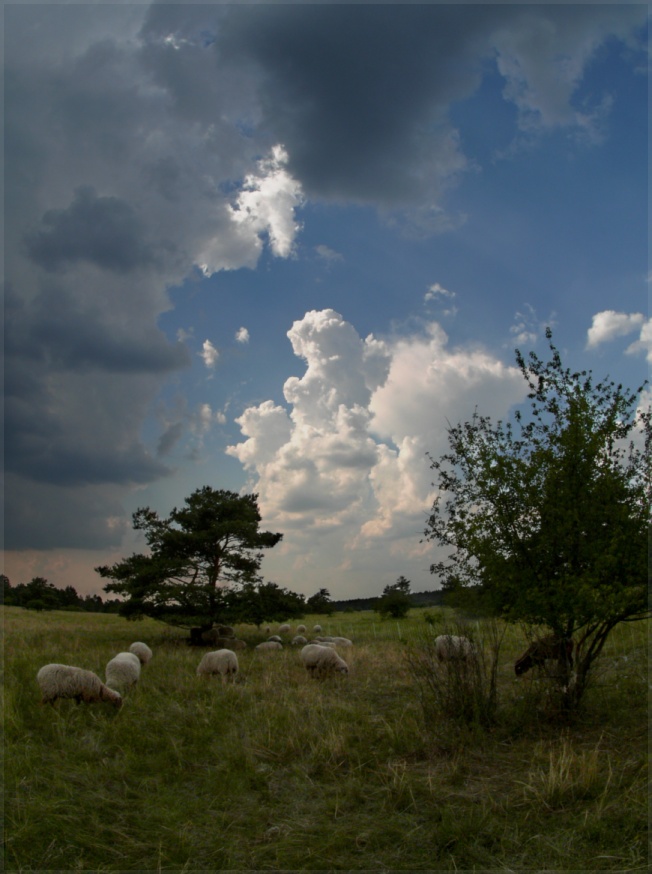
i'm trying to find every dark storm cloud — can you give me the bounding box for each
[24,186,157,274]
[213,4,503,206]
[4,475,130,551]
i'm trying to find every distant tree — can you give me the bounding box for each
[225,581,305,627]
[375,576,412,620]
[96,487,283,633]
[1,575,11,605]
[22,577,61,611]
[424,330,651,709]
[306,588,333,615]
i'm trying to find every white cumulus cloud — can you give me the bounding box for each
[235,327,250,344]
[200,339,219,369]
[226,310,527,597]
[586,310,646,348]
[229,145,304,259]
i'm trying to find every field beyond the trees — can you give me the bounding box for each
[4,605,649,872]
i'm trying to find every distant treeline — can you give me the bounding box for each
[329,590,445,613]
[1,575,122,613]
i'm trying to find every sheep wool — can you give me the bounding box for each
[331,637,353,647]
[312,625,322,633]
[267,635,283,643]
[106,652,141,690]
[277,624,291,634]
[37,664,122,708]
[301,644,349,678]
[434,634,477,662]
[296,624,307,634]
[197,649,239,683]
[256,641,283,651]
[291,635,308,646]
[128,641,153,664]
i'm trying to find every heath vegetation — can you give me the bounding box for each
[4,604,648,872]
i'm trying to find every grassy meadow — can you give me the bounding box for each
[3,605,649,872]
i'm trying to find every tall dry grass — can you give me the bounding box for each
[4,605,649,871]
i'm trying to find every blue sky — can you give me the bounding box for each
[4,2,649,601]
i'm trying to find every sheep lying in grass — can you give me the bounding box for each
[197,649,239,684]
[128,642,153,664]
[256,641,283,651]
[106,652,141,690]
[37,664,122,709]
[301,644,348,678]
[515,635,574,676]
[434,634,477,662]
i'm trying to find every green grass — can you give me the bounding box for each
[3,606,649,872]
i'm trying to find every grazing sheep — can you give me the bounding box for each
[267,635,283,643]
[256,641,283,651]
[434,634,477,662]
[314,635,334,642]
[309,639,336,647]
[197,649,239,684]
[301,644,349,678]
[291,635,308,646]
[128,641,153,664]
[37,664,122,709]
[106,652,141,690]
[278,624,291,634]
[515,636,574,677]
[313,624,322,633]
[215,625,235,638]
[331,637,353,647]
[296,624,307,634]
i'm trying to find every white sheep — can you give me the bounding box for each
[278,624,291,634]
[106,652,141,690]
[296,624,307,634]
[331,637,353,647]
[309,639,336,647]
[128,641,153,664]
[291,635,308,646]
[197,649,239,684]
[313,624,322,633]
[300,644,348,678]
[256,641,283,651]
[37,664,122,709]
[434,634,477,662]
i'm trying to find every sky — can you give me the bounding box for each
[3,1,650,602]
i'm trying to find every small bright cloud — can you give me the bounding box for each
[200,339,219,369]
[586,310,646,348]
[235,327,250,344]
[229,144,304,259]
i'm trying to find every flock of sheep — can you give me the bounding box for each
[35,625,354,708]
[36,641,153,710]
[36,625,573,710]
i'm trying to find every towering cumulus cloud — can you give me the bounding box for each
[228,311,526,590]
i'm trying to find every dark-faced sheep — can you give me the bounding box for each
[514,635,574,676]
